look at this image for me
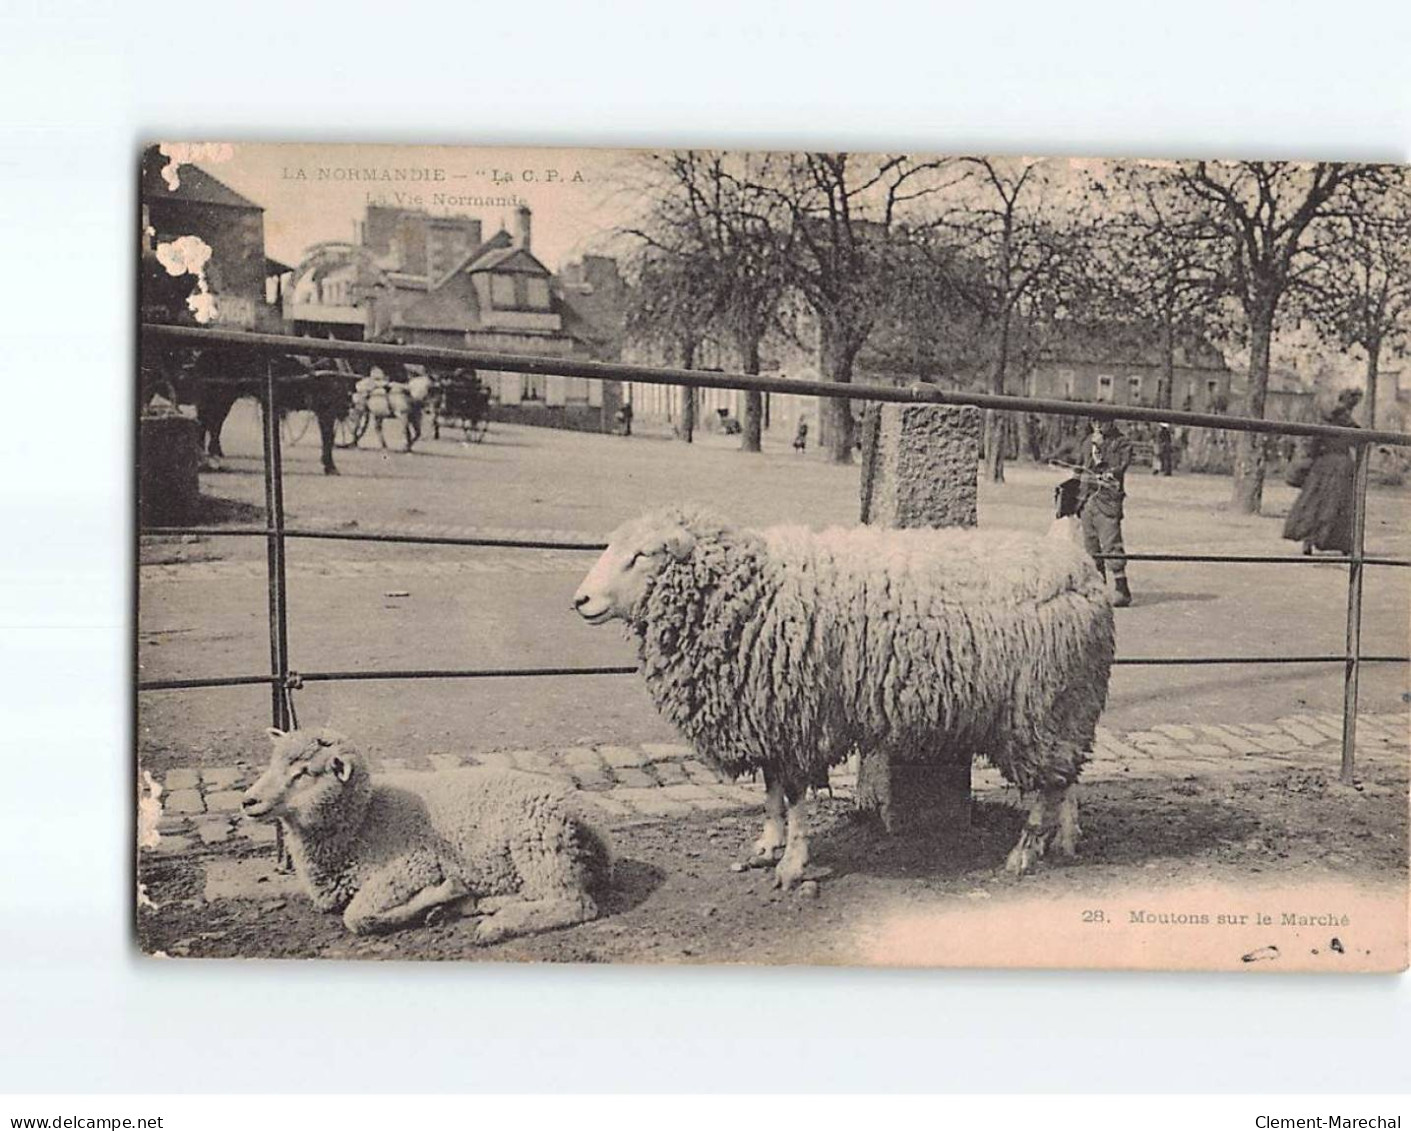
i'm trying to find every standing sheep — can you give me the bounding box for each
[573,506,1115,888]
[241,728,612,941]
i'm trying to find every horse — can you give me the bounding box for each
[179,346,353,475]
[349,365,436,452]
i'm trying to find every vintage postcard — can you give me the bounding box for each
[136,142,1409,969]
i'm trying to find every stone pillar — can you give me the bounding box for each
[855,401,981,835]
[139,414,203,527]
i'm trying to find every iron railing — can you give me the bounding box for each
[138,324,1411,784]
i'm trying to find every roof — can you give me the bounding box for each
[265,256,295,276]
[423,229,511,288]
[140,147,262,210]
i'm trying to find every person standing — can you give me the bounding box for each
[1079,417,1134,607]
[1282,388,1362,555]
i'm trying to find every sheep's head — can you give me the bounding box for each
[241,727,368,829]
[572,509,710,624]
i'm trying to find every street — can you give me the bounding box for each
[138,402,1410,773]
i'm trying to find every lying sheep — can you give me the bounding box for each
[573,506,1114,888]
[241,728,612,940]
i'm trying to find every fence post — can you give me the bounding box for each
[1340,442,1371,784]
[261,361,295,869]
[261,362,292,733]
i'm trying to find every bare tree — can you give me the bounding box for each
[1101,164,1231,410]
[767,154,955,463]
[623,246,717,442]
[624,152,791,452]
[931,158,1084,481]
[1303,172,1411,428]
[1177,161,1391,513]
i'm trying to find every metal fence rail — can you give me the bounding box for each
[138,324,1411,784]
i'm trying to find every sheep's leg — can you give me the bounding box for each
[745,766,786,865]
[773,781,810,890]
[343,872,469,935]
[474,894,599,946]
[471,894,521,914]
[1004,786,1069,875]
[1054,786,1081,857]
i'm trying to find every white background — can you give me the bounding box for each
[0,0,1408,1095]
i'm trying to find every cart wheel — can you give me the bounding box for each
[335,410,367,448]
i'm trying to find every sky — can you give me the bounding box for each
[164,142,648,273]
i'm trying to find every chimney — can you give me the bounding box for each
[514,204,532,253]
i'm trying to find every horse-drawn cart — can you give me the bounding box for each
[431,368,491,444]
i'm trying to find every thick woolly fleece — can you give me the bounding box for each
[628,507,1115,793]
[257,731,612,934]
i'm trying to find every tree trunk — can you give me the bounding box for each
[984,311,1012,482]
[678,338,697,444]
[820,316,858,464]
[738,332,763,453]
[1159,316,1175,410]
[1364,339,1380,428]
[680,388,695,442]
[1231,308,1273,514]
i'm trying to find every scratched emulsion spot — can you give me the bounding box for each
[156,141,235,191]
[137,770,163,849]
[1241,945,1280,963]
[154,234,218,323]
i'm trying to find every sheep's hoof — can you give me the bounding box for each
[773,857,808,891]
[474,920,509,946]
[737,847,783,871]
[1004,833,1047,876]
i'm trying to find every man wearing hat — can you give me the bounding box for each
[1079,417,1134,607]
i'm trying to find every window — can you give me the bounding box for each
[1128,375,1143,404]
[1097,374,1114,403]
[1057,368,1076,399]
[490,274,517,307]
[522,374,546,401]
[564,377,590,404]
[525,278,551,309]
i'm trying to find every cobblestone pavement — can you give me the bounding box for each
[143,712,1408,865]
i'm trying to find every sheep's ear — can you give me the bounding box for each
[266,728,287,741]
[661,527,696,561]
[328,754,354,783]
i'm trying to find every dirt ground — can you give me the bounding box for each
[136,758,1408,967]
[135,406,1410,966]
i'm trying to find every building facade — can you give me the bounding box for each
[140,146,284,332]
[285,204,626,431]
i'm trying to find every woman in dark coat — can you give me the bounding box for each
[1282,388,1363,555]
